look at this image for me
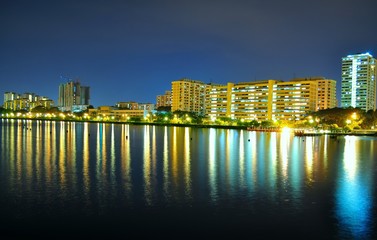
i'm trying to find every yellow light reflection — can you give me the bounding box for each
[163,126,169,196]
[44,121,52,184]
[171,127,178,185]
[96,123,102,179]
[152,126,157,180]
[101,123,107,176]
[110,124,116,184]
[68,122,77,188]
[25,120,33,182]
[208,128,218,201]
[143,125,152,205]
[35,121,42,183]
[121,124,132,193]
[83,122,90,194]
[305,137,314,179]
[280,129,290,179]
[59,122,66,191]
[184,127,191,198]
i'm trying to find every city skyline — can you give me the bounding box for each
[1,0,377,107]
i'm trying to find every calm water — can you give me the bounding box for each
[0,119,376,238]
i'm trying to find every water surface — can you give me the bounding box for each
[0,119,376,238]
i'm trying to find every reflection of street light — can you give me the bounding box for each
[346,119,351,125]
[352,112,357,120]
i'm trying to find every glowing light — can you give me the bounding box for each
[281,127,291,134]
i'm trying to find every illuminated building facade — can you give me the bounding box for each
[314,77,337,110]
[3,91,54,111]
[88,106,147,120]
[58,81,90,112]
[341,53,376,111]
[205,83,230,119]
[171,78,206,115]
[156,90,172,108]
[206,77,336,121]
[116,101,139,110]
[4,92,19,103]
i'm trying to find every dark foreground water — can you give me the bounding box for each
[0,119,376,239]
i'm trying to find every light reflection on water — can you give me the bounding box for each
[0,119,376,238]
[335,136,373,239]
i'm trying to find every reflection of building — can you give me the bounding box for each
[58,80,90,112]
[341,53,376,111]
[171,78,206,115]
[206,77,337,121]
[3,91,54,111]
[156,90,171,108]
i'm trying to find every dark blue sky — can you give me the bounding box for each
[1,0,376,107]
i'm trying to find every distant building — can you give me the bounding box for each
[116,101,139,110]
[58,80,90,112]
[4,92,19,103]
[341,52,376,111]
[3,91,54,111]
[138,103,155,111]
[88,106,147,120]
[171,78,206,115]
[156,90,171,108]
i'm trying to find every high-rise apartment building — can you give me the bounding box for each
[341,52,376,111]
[58,81,90,112]
[171,78,206,115]
[206,77,337,121]
[205,83,230,118]
[156,90,172,108]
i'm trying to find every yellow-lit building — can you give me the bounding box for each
[205,83,230,119]
[272,79,318,121]
[156,90,172,108]
[4,98,30,111]
[171,78,206,115]
[291,77,337,110]
[88,106,146,120]
[230,80,274,121]
[3,92,55,111]
[30,99,55,109]
[205,77,336,121]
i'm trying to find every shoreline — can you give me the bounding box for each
[0,116,247,130]
[2,117,377,136]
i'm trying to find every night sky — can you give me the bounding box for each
[1,0,376,107]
